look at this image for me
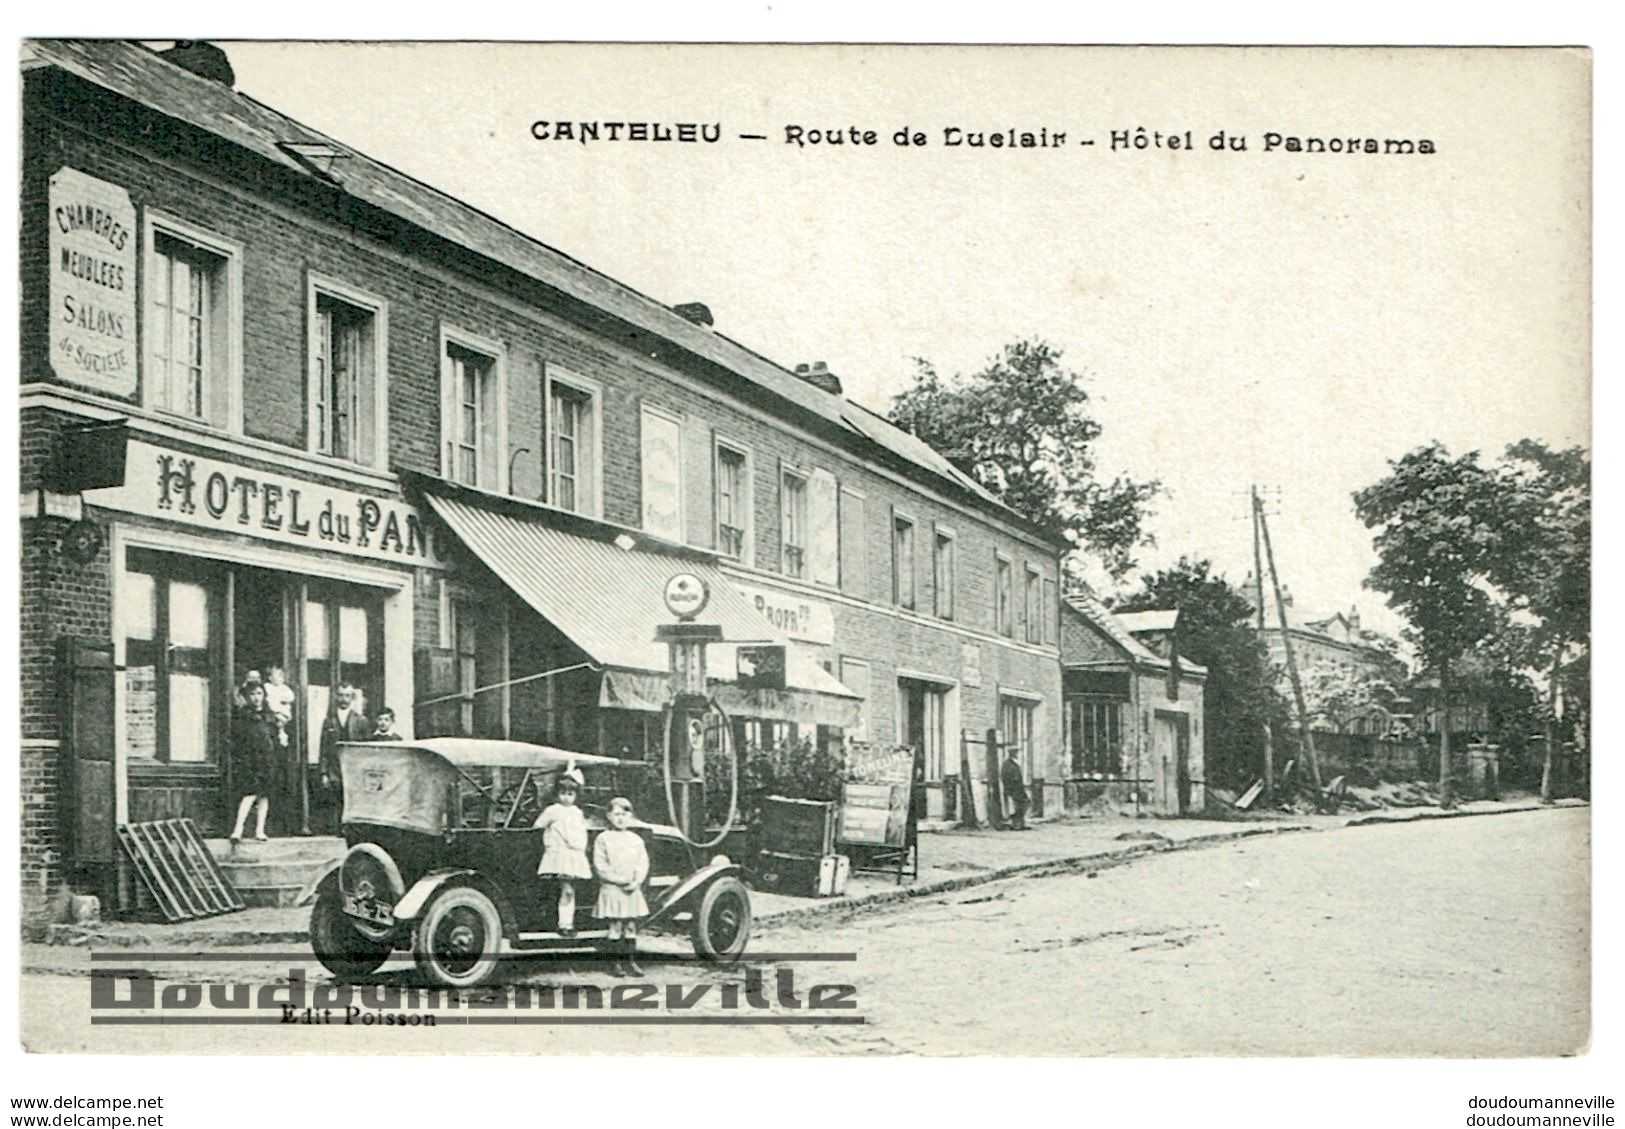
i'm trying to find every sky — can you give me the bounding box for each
[222,43,1591,639]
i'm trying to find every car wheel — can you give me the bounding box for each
[690,876,752,963]
[311,882,394,980]
[412,885,504,989]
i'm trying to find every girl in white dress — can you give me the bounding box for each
[533,770,590,936]
[593,797,650,976]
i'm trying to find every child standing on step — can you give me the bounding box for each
[593,796,650,977]
[534,769,590,936]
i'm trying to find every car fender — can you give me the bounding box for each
[295,863,341,907]
[294,842,405,908]
[644,860,744,928]
[391,868,482,923]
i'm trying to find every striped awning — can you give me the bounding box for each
[424,493,860,728]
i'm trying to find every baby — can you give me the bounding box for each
[263,665,295,748]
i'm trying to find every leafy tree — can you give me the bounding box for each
[1303,663,1405,734]
[1352,444,1509,807]
[1112,557,1289,789]
[1485,440,1590,799]
[890,339,1160,578]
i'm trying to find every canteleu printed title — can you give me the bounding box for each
[530,121,1435,154]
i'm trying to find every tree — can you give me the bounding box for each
[889,339,1160,578]
[1352,443,1509,807]
[1113,557,1289,789]
[1485,440,1589,800]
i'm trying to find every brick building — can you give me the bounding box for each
[19,41,1065,918]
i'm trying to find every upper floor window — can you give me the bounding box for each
[546,370,600,516]
[715,441,751,562]
[933,528,956,620]
[144,215,241,431]
[1025,565,1043,643]
[892,514,916,610]
[996,554,1013,637]
[440,326,505,490]
[308,276,387,468]
[781,468,808,578]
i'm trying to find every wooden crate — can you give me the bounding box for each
[759,796,838,856]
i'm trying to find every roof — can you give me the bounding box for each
[1062,595,1206,677]
[1114,609,1180,634]
[29,39,1033,538]
[338,738,622,771]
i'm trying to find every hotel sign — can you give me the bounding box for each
[730,580,835,646]
[49,168,138,398]
[87,440,448,569]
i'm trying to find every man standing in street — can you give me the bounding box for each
[1001,748,1030,830]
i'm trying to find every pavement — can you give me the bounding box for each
[23,793,1581,948]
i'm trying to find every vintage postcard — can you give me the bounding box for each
[17,41,1590,1061]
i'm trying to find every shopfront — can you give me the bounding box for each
[88,439,435,837]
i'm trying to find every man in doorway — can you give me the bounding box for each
[319,683,373,793]
[1001,747,1030,830]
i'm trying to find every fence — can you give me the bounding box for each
[1311,730,1424,780]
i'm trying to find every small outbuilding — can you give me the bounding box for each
[1060,594,1206,816]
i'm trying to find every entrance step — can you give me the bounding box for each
[206,836,345,908]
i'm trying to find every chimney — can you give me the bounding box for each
[1348,605,1361,631]
[672,302,714,327]
[158,41,236,87]
[794,361,842,396]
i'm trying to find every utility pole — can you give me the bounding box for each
[1255,494,1322,792]
[1250,487,1275,804]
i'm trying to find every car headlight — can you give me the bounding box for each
[711,853,731,868]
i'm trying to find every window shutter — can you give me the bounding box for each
[355,321,377,468]
[685,422,713,549]
[479,366,501,489]
[414,645,459,737]
[809,469,838,585]
[839,488,866,599]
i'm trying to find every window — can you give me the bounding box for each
[1025,565,1043,643]
[144,216,240,430]
[546,370,600,516]
[1069,697,1124,777]
[892,514,916,609]
[436,591,507,739]
[441,328,504,490]
[715,441,751,561]
[933,528,956,619]
[1043,578,1058,646]
[781,469,808,578]
[123,551,222,765]
[996,555,1013,636]
[639,404,684,540]
[1000,695,1037,778]
[308,277,386,467]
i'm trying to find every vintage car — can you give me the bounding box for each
[301,738,752,988]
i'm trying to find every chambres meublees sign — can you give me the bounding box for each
[87,439,449,568]
[49,167,138,397]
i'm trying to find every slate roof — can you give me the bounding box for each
[1062,595,1206,676]
[30,39,1027,533]
[1113,608,1180,635]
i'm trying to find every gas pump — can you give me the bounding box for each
[656,573,738,849]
